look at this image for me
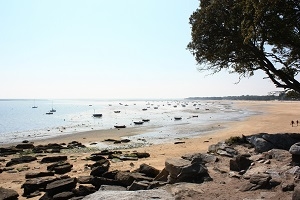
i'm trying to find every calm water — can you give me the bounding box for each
[0,99,255,144]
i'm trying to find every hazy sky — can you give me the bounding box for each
[0,0,280,99]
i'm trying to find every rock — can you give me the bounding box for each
[98,185,127,191]
[41,156,68,163]
[67,141,86,148]
[22,176,57,196]
[90,160,110,177]
[15,143,35,149]
[182,153,218,164]
[229,155,252,172]
[154,168,169,182]
[47,162,73,174]
[83,189,174,200]
[6,156,37,167]
[0,147,23,156]
[46,177,77,196]
[52,191,75,200]
[281,181,295,191]
[25,171,55,179]
[115,171,153,187]
[208,142,237,157]
[133,163,160,178]
[78,176,93,184]
[165,157,210,184]
[89,153,107,162]
[290,143,300,155]
[73,185,96,196]
[265,149,291,162]
[0,187,19,200]
[90,177,120,189]
[249,136,274,153]
[293,185,300,200]
[127,181,149,191]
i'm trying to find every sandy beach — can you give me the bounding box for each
[1,100,300,199]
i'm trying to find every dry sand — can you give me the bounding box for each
[1,100,300,199]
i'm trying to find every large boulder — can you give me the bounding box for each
[83,189,174,200]
[0,187,19,200]
[165,157,210,184]
[133,163,160,178]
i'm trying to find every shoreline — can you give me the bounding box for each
[1,100,300,199]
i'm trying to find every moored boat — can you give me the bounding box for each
[134,121,144,125]
[114,125,126,128]
[93,114,103,117]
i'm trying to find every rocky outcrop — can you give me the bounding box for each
[246,133,300,153]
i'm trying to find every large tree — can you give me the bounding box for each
[187,0,300,92]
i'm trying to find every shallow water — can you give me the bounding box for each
[0,99,255,144]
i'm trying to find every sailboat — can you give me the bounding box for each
[32,99,38,108]
[49,101,56,112]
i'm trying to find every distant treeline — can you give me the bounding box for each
[185,94,300,101]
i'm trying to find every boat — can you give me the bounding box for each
[134,121,144,125]
[114,125,126,128]
[46,112,53,115]
[50,101,56,112]
[32,99,38,108]
[142,108,147,111]
[153,107,158,109]
[93,114,103,117]
[114,111,121,113]
[174,117,182,120]
[142,119,150,122]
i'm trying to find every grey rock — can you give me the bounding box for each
[290,142,300,155]
[182,153,218,164]
[165,157,209,184]
[99,185,127,191]
[83,189,174,200]
[0,187,19,200]
[293,185,300,200]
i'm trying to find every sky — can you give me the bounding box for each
[0,0,281,99]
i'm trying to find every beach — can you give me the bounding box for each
[1,100,300,199]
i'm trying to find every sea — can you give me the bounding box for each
[0,99,257,145]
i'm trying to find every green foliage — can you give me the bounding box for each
[188,0,300,92]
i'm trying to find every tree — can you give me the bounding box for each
[187,0,300,93]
